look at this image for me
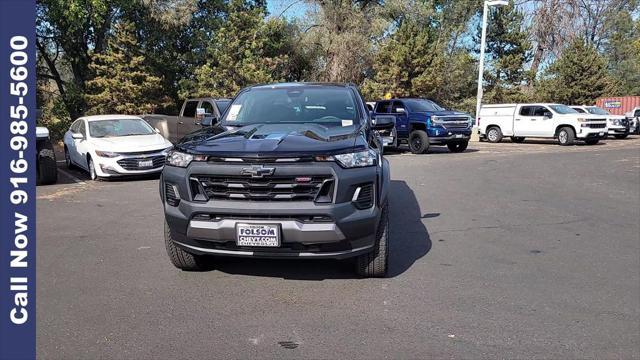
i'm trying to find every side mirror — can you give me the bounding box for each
[395,108,406,114]
[71,132,84,140]
[201,116,218,127]
[372,115,395,130]
[544,112,553,119]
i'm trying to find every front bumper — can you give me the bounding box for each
[161,161,383,259]
[607,125,629,135]
[427,130,471,144]
[94,149,169,177]
[576,126,607,139]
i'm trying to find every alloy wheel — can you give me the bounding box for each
[559,130,568,144]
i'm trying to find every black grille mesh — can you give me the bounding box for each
[117,155,165,170]
[194,175,333,202]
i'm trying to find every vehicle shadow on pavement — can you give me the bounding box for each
[207,180,431,280]
[386,180,432,277]
[496,139,608,146]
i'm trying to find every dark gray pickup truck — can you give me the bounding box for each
[142,97,231,144]
[160,83,394,277]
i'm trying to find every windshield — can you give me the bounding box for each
[221,87,360,128]
[549,104,579,114]
[216,100,231,113]
[89,119,155,138]
[404,99,445,112]
[586,107,610,115]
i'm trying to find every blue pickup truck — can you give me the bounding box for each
[372,98,473,153]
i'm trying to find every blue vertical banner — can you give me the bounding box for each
[0,0,36,359]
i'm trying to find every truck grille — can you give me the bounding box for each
[443,122,470,129]
[587,123,606,129]
[193,175,334,202]
[435,117,470,129]
[117,155,165,170]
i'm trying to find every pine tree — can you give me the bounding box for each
[362,21,433,99]
[85,21,169,114]
[183,0,295,98]
[538,38,618,104]
[362,19,476,110]
[480,4,532,103]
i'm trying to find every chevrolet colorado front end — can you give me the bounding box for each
[160,83,391,277]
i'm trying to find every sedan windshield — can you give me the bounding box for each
[549,104,579,114]
[586,107,610,115]
[89,119,155,138]
[221,87,360,128]
[404,99,445,112]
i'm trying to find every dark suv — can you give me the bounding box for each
[160,83,393,277]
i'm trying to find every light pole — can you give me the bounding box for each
[472,0,509,141]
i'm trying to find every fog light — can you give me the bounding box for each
[100,164,116,172]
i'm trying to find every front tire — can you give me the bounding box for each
[64,146,75,169]
[486,126,503,143]
[355,202,389,278]
[408,130,430,154]
[447,141,468,153]
[88,157,98,180]
[37,140,58,185]
[557,127,575,146]
[164,220,204,271]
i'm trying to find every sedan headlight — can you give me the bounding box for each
[95,150,119,158]
[332,150,377,168]
[166,150,207,167]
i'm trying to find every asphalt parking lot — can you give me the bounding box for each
[37,138,640,358]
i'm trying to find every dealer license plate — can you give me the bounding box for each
[236,223,280,247]
[138,159,153,168]
[454,134,464,138]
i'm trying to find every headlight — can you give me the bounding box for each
[576,118,587,123]
[166,150,207,167]
[332,150,377,168]
[95,150,119,158]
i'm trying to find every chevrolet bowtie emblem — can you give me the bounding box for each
[241,165,275,178]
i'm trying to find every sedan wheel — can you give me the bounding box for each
[65,148,73,169]
[88,158,97,180]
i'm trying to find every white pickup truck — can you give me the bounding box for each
[479,103,608,145]
[570,105,629,139]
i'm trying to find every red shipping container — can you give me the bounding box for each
[595,96,640,116]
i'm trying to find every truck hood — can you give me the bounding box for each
[90,133,172,152]
[176,123,365,156]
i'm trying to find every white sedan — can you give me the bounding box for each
[63,115,173,180]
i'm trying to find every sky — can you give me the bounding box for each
[266,0,309,19]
